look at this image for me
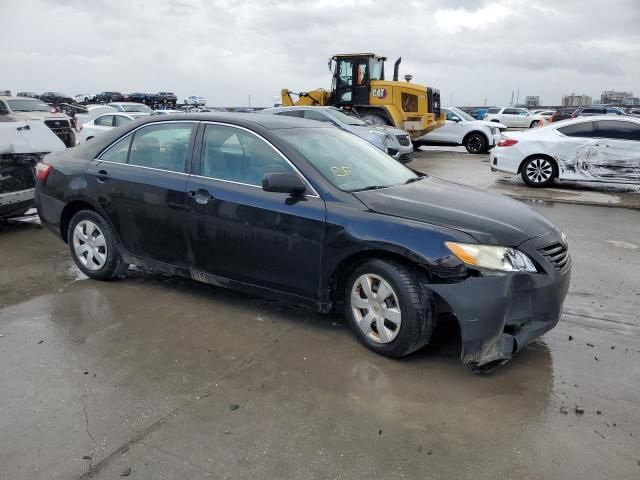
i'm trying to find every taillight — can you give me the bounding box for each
[498,138,518,147]
[35,162,53,181]
[571,112,577,118]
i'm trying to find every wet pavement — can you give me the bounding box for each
[1,183,639,479]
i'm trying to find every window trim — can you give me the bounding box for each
[96,120,197,174]
[197,121,320,198]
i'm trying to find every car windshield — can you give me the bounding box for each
[448,107,474,122]
[275,127,417,192]
[328,109,366,125]
[7,99,51,112]
[122,104,152,113]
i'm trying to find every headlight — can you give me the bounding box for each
[490,127,499,135]
[445,242,537,273]
[369,130,394,146]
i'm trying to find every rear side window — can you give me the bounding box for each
[95,115,113,126]
[582,108,604,114]
[128,123,194,173]
[114,115,132,127]
[503,108,519,115]
[557,122,594,138]
[596,120,640,141]
[99,135,132,163]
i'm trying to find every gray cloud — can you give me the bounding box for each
[0,0,638,107]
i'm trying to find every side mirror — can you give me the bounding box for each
[452,116,461,122]
[262,172,306,195]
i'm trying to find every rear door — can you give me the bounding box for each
[89,121,196,266]
[591,120,640,183]
[426,109,458,143]
[185,122,326,298]
[501,108,519,127]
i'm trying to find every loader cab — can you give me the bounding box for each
[331,54,386,108]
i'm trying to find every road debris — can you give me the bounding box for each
[38,340,43,344]
[586,343,595,347]
[229,403,239,411]
[568,335,573,341]
[560,406,569,414]
[574,406,585,415]
[594,430,606,439]
[82,455,92,460]
[120,467,131,476]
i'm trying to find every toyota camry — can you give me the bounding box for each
[35,113,571,370]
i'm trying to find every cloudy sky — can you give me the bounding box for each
[1,0,639,107]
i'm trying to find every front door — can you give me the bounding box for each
[89,121,196,266]
[334,58,355,107]
[186,123,326,299]
[591,120,640,183]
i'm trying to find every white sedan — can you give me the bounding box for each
[183,95,206,106]
[77,112,143,142]
[108,102,152,114]
[414,107,505,154]
[490,116,640,187]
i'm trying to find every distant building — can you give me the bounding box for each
[600,90,639,106]
[524,96,540,108]
[562,94,592,107]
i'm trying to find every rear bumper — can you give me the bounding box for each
[427,232,571,367]
[34,190,65,240]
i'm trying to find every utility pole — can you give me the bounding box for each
[449,93,453,106]
[516,87,520,106]
[510,91,514,106]
[248,94,251,107]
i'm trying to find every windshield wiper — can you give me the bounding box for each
[404,176,424,184]
[346,185,390,192]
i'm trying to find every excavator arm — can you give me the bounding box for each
[280,89,330,107]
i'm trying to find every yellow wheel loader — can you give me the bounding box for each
[281,53,445,140]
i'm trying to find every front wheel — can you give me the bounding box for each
[529,120,541,128]
[345,259,435,358]
[463,133,487,154]
[68,210,128,280]
[521,156,556,187]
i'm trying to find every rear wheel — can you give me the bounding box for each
[521,156,556,187]
[68,210,128,280]
[463,133,487,154]
[345,259,435,358]
[529,120,541,128]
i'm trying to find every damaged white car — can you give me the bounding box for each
[490,116,640,187]
[1,119,66,219]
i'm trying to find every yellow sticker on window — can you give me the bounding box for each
[331,166,351,176]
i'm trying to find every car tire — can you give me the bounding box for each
[529,120,541,128]
[360,114,391,126]
[463,133,487,154]
[68,209,128,280]
[345,259,436,358]
[521,156,556,188]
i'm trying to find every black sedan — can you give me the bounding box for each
[96,91,126,103]
[39,91,74,105]
[35,113,571,370]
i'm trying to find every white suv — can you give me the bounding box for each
[483,107,545,129]
[414,107,506,154]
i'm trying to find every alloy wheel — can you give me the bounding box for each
[72,220,108,271]
[526,158,553,184]
[466,135,484,153]
[351,274,402,344]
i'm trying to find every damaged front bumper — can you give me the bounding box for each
[427,232,571,369]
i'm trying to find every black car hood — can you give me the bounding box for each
[353,176,558,246]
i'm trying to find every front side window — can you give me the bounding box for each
[95,115,114,126]
[557,122,594,138]
[596,120,640,141]
[275,127,416,192]
[276,110,304,118]
[445,109,459,121]
[487,108,501,114]
[201,125,295,186]
[128,123,194,173]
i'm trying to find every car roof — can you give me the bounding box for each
[128,112,335,130]
[109,102,147,106]
[1,96,42,101]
